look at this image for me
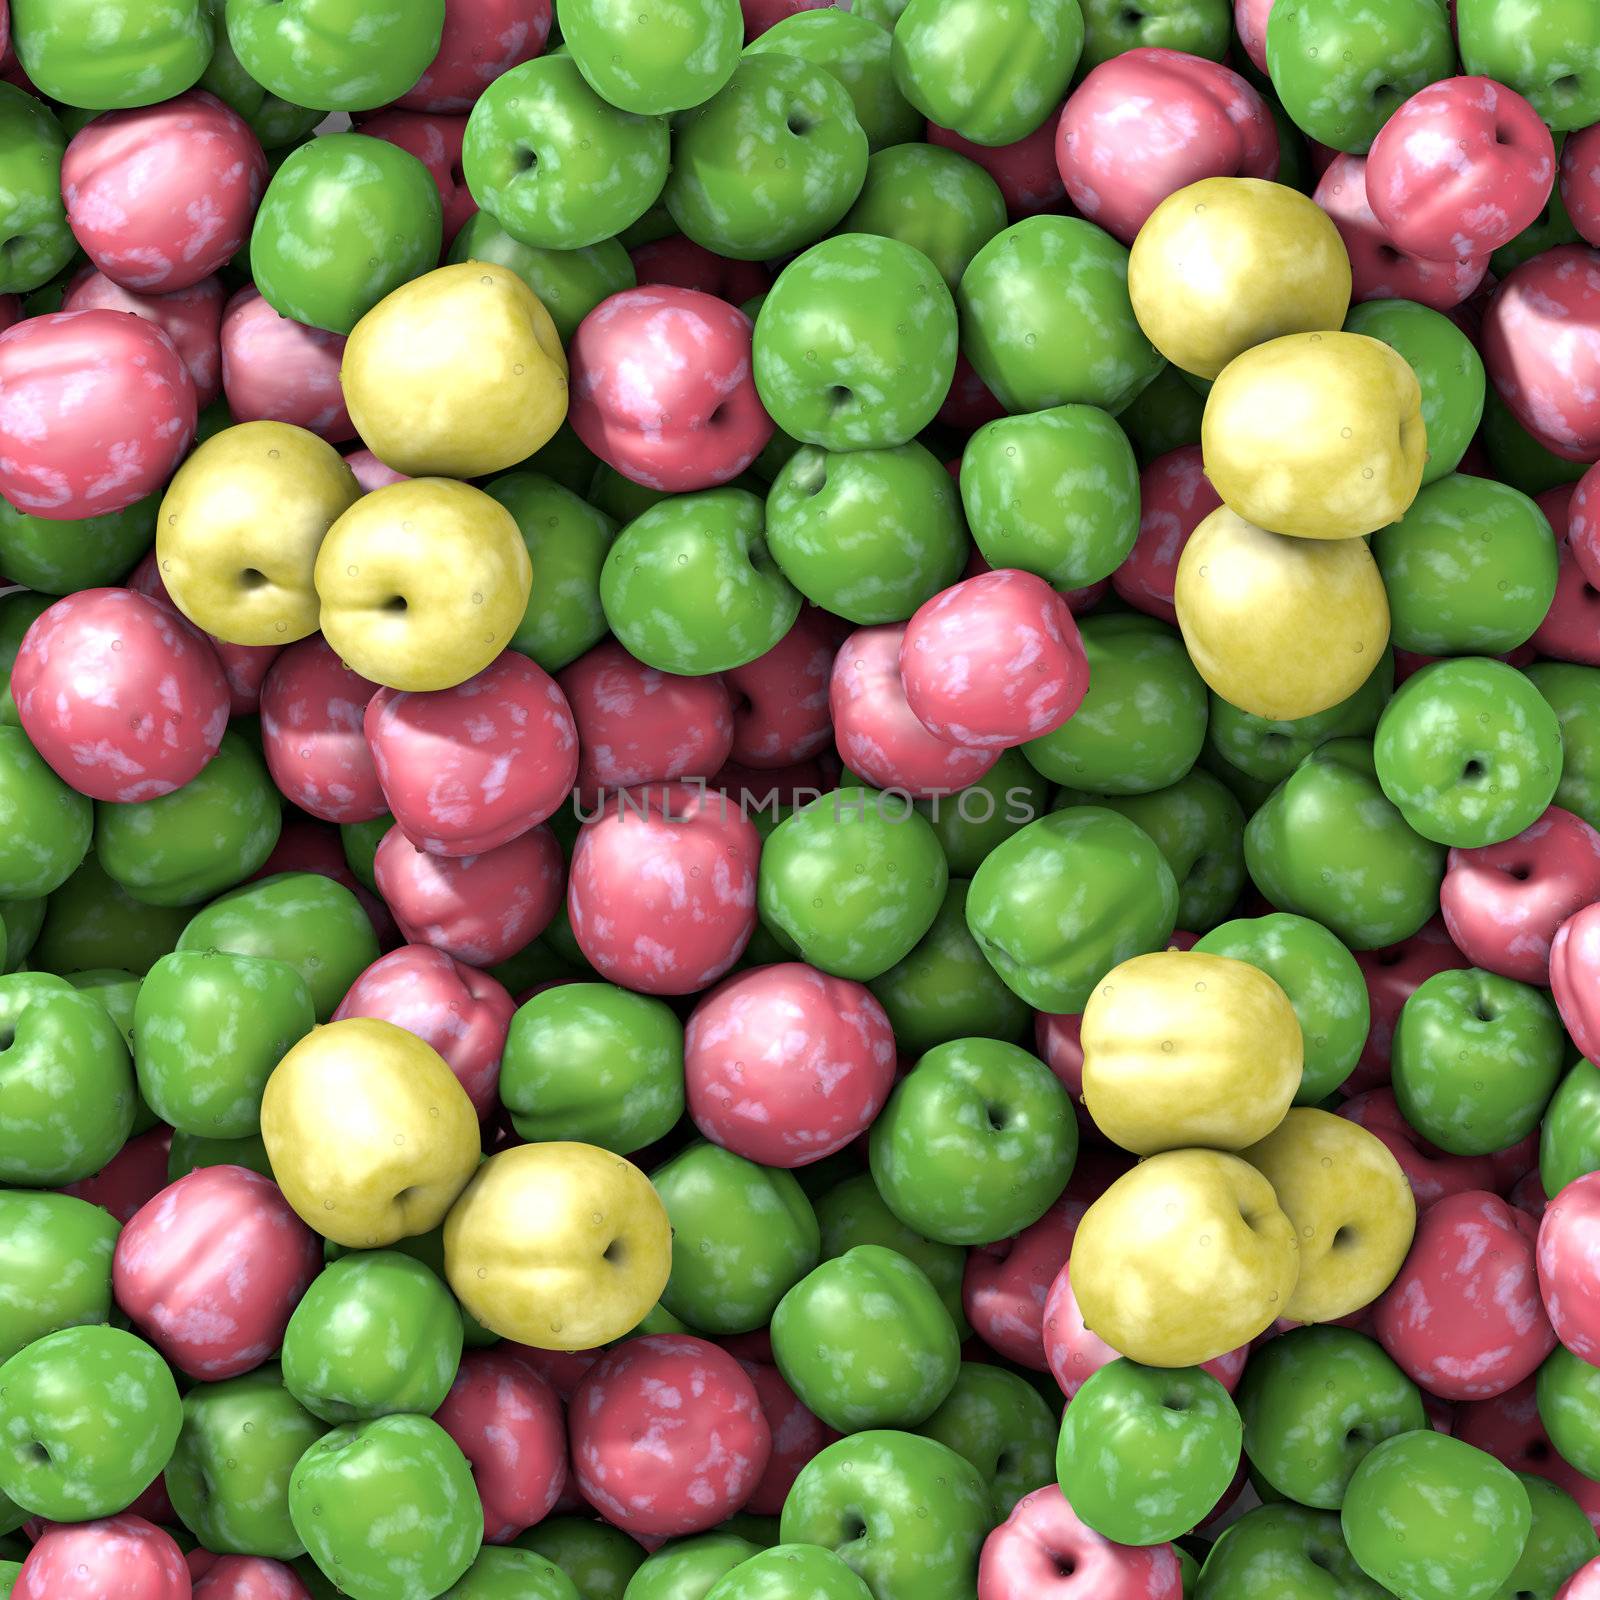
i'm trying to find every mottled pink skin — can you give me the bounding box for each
[1532,482,1600,666]
[358,110,475,247]
[684,962,896,1167]
[1057,50,1277,246]
[15,1516,190,1600]
[61,92,267,293]
[831,624,998,797]
[344,448,409,493]
[61,1126,172,1224]
[259,635,385,825]
[397,0,552,112]
[507,1344,599,1404]
[12,587,228,802]
[723,605,837,769]
[1374,1189,1555,1401]
[1561,123,1600,250]
[1491,1130,1541,1200]
[1441,807,1600,985]
[570,1335,771,1539]
[739,0,830,39]
[63,270,224,407]
[1345,917,1470,1095]
[979,1485,1183,1600]
[1560,1559,1600,1600]
[1112,446,1221,626]
[966,1193,1087,1369]
[0,3,8,63]
[928,111,1068,217]
[938,349,1007,433]
[568,783,758,996]
[112,1166,322,1381]
[1034,1011,1086,1099]
[0,294,19,333]
[433,1347,568,1542]
[1552,901,1600,1064]
[568,287,772,493]
[736,1359,838,1517]
[374,821,563,967]
[1570,462,1600,591]
[1538,1170,1600,1365]
[191,1557,311,1599]
[1366,77,1554,262]
[1315,153,1488,310]
[710,757,836,822]
[334,945,514,1117]
[1234,0,1274,72]
[185,1547,220,1585]
[1453,1374,1554,1472]
[629,236,770,305]
[559,638,733,800]
[365,651,578,856]
[1482,245,1600,462]
[126,1475,176,1530]
[0,308,196,518]
[1338,1089,1499,1210]
[900,569,1089,749]
[219,288,354,442]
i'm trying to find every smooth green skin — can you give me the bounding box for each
[773,1245,959,1432]
[224,0,443,112]
[1267,0,1455,153]
[1023,615,1207,795]
[1372,475,1559,656]
[1341,1431,1531,1600]
[0,973,135,1186]
[814,1173,969,1338]
[1078,0,1230,67]
[623,1534,763,1600]
[758,787,948,982]
[1207,651,1395,787]
[10,0,209,110]
[1543,1057,1600,1198]
[169,1128,274,1182]
[1244,739,1445,951]
[601,489,800,676]
[327,1223,495,1348]
[1082,768,1246,933]
[960,405,1139,590]
[0,494,158,596]
[166,1364,327,1559]
[562,0,740,116]
[53,966,140,1068]
[0,901,34,977]
[95,730,282,908]
[916,1362,1055,1519]
[501,982,683,1154]
[651,1142,820,1336]
[1483,385,1591,499]
[340,813,389,898]
[1394,968,1563,1156]
[1058,1361,1241,1547]
[515,1518,645,1600]
[0,1191,118,1367]
[281,1253,463,1425]
[177,871,379,1021]
[0,726,91,900]
[0,87,73,297]
[0,594,53,728]
[959,216,1164,416]
[780,1430,991,1600]
[749,12,921,153]
[451,219,634,348]
[250,132,442,335]
[665,55,868,261]
[869,880,1032,1055]
[0,1559,18,1595]
[890,0,1082,146]
[464,55,669,251]
[1198,1504,1394,1600]
[869,1037,1076,1246]
[134,949,313,1138]
[1540,1344,1600,1480]
[1237,1328,1425,1510]
[0,1325,180,1521]
[31,854,185,976]
[967,804,1178,1011]
[765,442,967,624]
[916,753,1052,878]
[1500,1473,1600,1600]
[753,233,957,452]
[1374,658,1563,850]
[589,465,676,525]
[1527,663,1600,833]
[839,144,1004,287]
[443,1546,583,1600]
[1459,0,1600,131]
[1120,362,1205,464]
[1343,301,1484,487]
[1208,732,1307,813]
[199,2,321,151]
[291,1413,482,1600]
[705,1546,873,1600]
[1194,914,1369,1104]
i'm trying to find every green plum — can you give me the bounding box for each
[0,725,91,899]
[31,853,188,976]
[1543,1057,1600,1199]
[1198,1504,1393,1599]
[1526,663,1600,833]
[561,0,741,115]
[11,0,211,110]
[622,1533,763,1600]
[451,221,636,348]
[0,1191,119,1366]
[1459,0,1600,130]
[839,143,1005,285]
[916,1362,1056,1518]
[0,494,158,596]
[705,1546,873,1600]
[515,1518,645,1600]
